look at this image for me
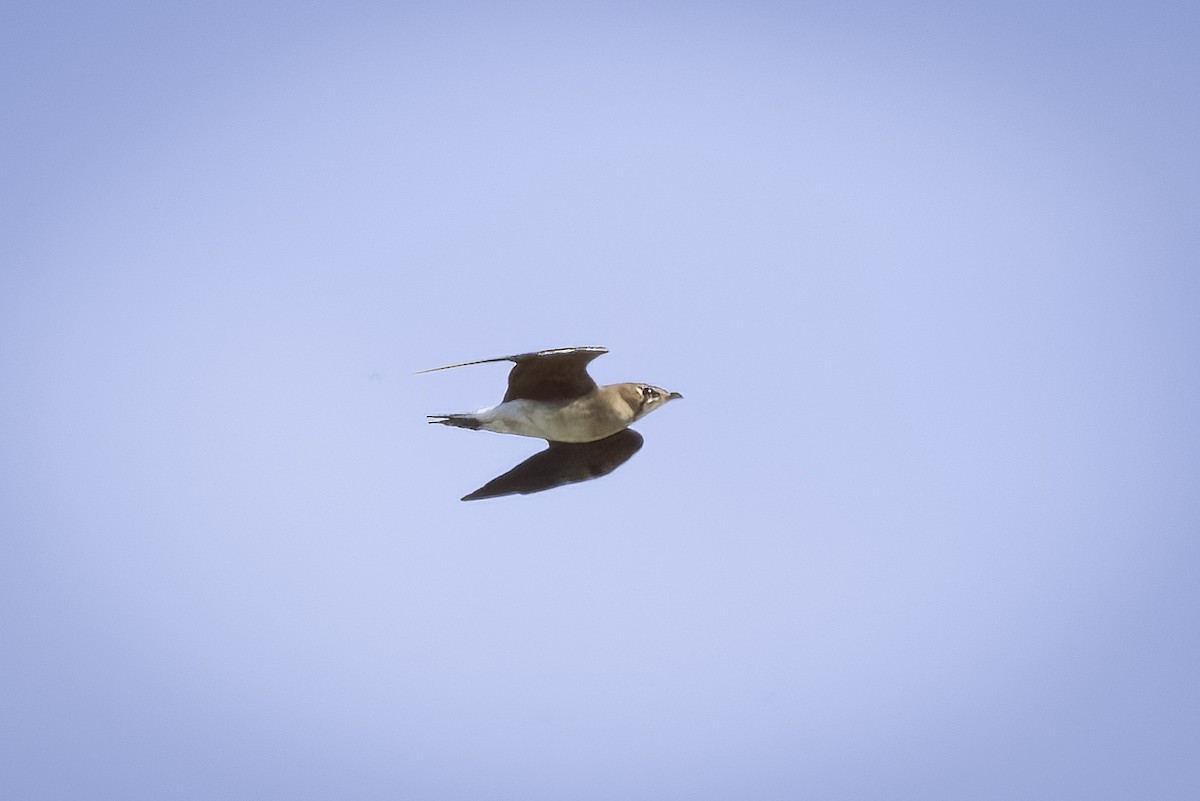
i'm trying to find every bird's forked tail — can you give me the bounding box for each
[427,413,482,430]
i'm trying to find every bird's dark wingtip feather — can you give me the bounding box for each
[418,345,607,373]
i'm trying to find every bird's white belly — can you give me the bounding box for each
[477,399,615,443]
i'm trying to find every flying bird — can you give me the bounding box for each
[420,346,682,500]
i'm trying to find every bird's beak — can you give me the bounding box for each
[668,391,684,400]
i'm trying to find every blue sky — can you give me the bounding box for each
[3,2,1198,798]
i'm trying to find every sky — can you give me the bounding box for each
[2,1,1198,798]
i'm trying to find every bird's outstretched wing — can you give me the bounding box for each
[418,346,608,403]
[460,428,643,501]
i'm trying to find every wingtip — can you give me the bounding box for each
[417,345,608,374]
[415,357,503,374]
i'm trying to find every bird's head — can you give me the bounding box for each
[631,383,683,420]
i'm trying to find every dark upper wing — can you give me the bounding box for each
[417,346,607,403]
[502,346,607,402]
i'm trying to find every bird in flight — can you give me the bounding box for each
[420,346,682,500]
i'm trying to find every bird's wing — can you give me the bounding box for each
[460,428,643,501]
[502,346,607,402]
[418,346,608,403]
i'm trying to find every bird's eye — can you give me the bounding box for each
[644,387,659,400]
